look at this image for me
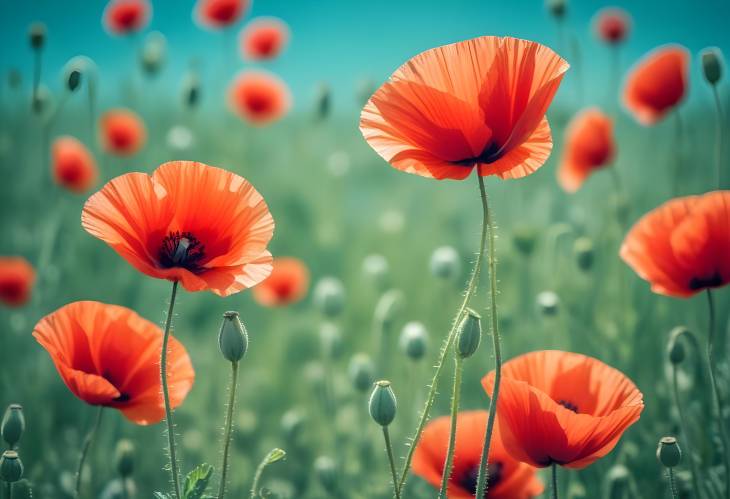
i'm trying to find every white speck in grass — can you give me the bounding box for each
[166,125,194,151]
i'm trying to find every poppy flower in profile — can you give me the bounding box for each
[103,0,151,35]
[360,36,569,181]
[0,257,35,307]
[413,410,544,498]
[52,136,98,193]
[228,70,291,125]
[594,8,631,45]
[252,257,309,307]
[240,17,290,61]
[195,0,249,29]
[33,301,194,425]
[82,161,274,297]
[623,46,689,125]
[99,109,146,156]
[558,108,615,192]
[620,191,730,298]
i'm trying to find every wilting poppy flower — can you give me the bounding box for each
[594,8,631,45]
[52,136,98,193]
[103,0,151,35]
[228,70,291,125]
[558,108,615,192]
[195,0,249,29]
[99,109,146,156]
[360,36,569,181]
[33,301,194,425]
[252,257,309,307]
[620,191,730,297]
[82,161,274,297]
[240,17,290,61]
[0,257,35,307]
[482,350,643,469]
[623,46,689,125]
[413,410,543,498]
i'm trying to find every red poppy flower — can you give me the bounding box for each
[99,109,146,156]
[594,8,631,45]
[52,136,98,193]
[0,257,35,307]
[195,0,249,29]
[103,0,151,35]
[623,46,689,125]
[620,191,730,298]
[82,161,274,297]
[252,257,309,307]
[228,70,291,125]
[482,350,643,469]
[413,410,544,498]
[33,301,194,425]
[558,108,615,192]
[360,36,569,181]
[240,17,290,61]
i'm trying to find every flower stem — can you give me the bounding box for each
[218,361,240,499]
[395,172,489,494]
[673,111,683,196]
[668,468,679,499]
[161,280,182,499]
[671,365,703,498]
[6,482,12,499]
[74,406,104,499]
[474,181,503,499]
[551,463,559,499]
[438,356,463,499]
[712,86,724,189]
[382,426,401,499]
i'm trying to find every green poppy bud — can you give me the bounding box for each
[657,436,682,468]
[319,322,343,359]
[701,48,723,86]
[456,309,482,359]
[182,73,200,109]
[573,237,594,272]
[1,404,25,448]
[606,464,631,499]
[314,456,338,494]
[536,291,560,316]
[314,82,330,121]
[218,311,248,362]
[281,409,305,441]
[314,277,346,317]
[546,0,566,19]
[667,327,688,365]
[512,224,538,256]
[430,246,461,280]
[115,439,135,478]
[0,450,23,482]
[362,254,389,290]
[65,68,81,93]
[348,353,375,393]
[399,321,428,361]
[369,380,397,427]
[374,289,404,333]
[141,32,166,76]
[28,22,46,50]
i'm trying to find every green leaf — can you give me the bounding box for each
[153,493,173,499]
[183,463,214,499]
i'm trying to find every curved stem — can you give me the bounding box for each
[668,468,679,499]
[382,427,401,499]
[551,463,559,499]
[74,406,104,499]
[438,356,463,499]
[673,111,684,196]
[217,361,240,499]
[395,172,490,494]
[671,365,703,498]
[712,86,724,189]
[161,280,182,499]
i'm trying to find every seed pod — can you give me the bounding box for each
[115,439,135,478]
[399,321,428,361]
[657,436,682,468]
[606,464,631,499]
[536,291,560,316]
[573,237,594,272]
[512,225,538,256]
[313,277,346,318]
[430,246,461,280]
[0,450,23,482]
[314,456,338,494]
[348,353,375,393]
[369,380,397,427]
[456,309,482,359]
[28,22,46,50]
[1,404,25,448]
[701,48,723,86]
[218,311,248,362]
[546,0,566,19]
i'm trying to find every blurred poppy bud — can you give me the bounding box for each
[314,456,338,494]
[456,309,482,359]
[399,321,428,361]
[356,78,375,106]
[512,225,538,256]
[319,322,343,359]
[115,439,134,478]
[430,246,461,280]
[573,237,594,271]
[369,380,397,427]
[33,85,51,115]
[313,277,346,317]
[182,73,201,109]
[362,254,389,290]
[536,290,560,316]
[314,82,330,121]
[218,311,248,362]
[0,450,23,482]
[667,327,688,365]
[701,48,723,86]
[141,31,166,76]
[8,69,22,90]
[348,353,375,392]
[606,464,631,499]
[1,404,25,448]
[281,409,305,441]
[546,0,566,19]
[9,479,32,499]
[28,22,46,50]
[65,68,82,93]
[374,289,404,333]
[657,436,682,468]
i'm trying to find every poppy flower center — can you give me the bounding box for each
[558,399,579,413]
[689,271,723,290]
[452,141,503,167]
[159,231,206,272]
[458,462,503,495]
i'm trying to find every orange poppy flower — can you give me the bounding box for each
[228,70,291,125]
[413,410,544,498]
[240,17,290,61]
[482,350,643,469]
[82,161,274,297]
[195,0,249,29]
[558,108,615,192]
[0,257,35,307]
[594,8,631,45]
[620,191,730,297]
[103,0,151,35]
[99,109,146,156]
[52,136,98,193]
[252,257,309,307]
[623,46,689,125]
[360,36,569,181]
[33,301,194,425]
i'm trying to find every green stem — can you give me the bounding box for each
[438,356,463,499]
[551,463,559,499]
[161,280,182,499]
[218,361,240,499]
[395,172,490,494]
[32,49,41,114]
[671,366,703,498]
[6,482,11,499]
[712,86,724,189]
[474,182,503,498]
[673,111,683,196]
[382,427,401,499]
[668,468,679,499]
[74,406,104,499]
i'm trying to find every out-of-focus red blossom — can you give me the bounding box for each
[99,109,146,156]
[0,257,35,307]
[103,0,151,35]
[195,0,249,29]
[594,8,631,45]
[558,108,615,192]
[52,136,98,193]
[228,70,292,125]
[240,17,290,61]
[252,257,309,307]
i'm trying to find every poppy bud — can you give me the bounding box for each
[281,409,305,441]
[573,237,594,271]
[606,464,631,499]
[182,73,201,109]
[536,290,560,316]
[314,82,330,121]
[218,311,248,362]
[701,48,723,86]
[356,78,375,106]
[399,321,428,361]
[314,456,338,494]
[657,436,682,468]
[348,353,375,393]
[115,439,134,478]
[512,225,538,256]
[1,404,25,448]
[319,322,343,359]
[362,254,389,290]
[546,0,566,19]
[313,277,346,317]
[140,32,166,76]
[9,479,32,499]
[667,327,688,365]
[0,450,23,482]
[369,380,397,427]
[374,289,404,332]
[32,85,51,115]
[65,69,82,93]
[455,309,482,359]
[28,22,46,50]
[430,246,461,280]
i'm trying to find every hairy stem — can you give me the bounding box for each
[671,365,703,498]
[218,361,240,499]
[713,86,724,189]
[74,406,104,499]
[438,356,463,499]
[382,427,401,499]
[551,463,559,499]
[161,280,182,499]
[668,468,679,499]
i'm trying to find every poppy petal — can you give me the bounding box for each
[479,116,553,179]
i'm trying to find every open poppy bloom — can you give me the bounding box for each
[52,136,98,193]
[240,17,290,61]
[103,0,151,35]
[0,257,35,307]
[34,301,194,425]
[228,70,291,125]
[99,109,146,156]
[594,8,631,45]
[252,257,309,307]
[558,108,614,192]
[623,46,689,125]
[195,0,249,29]
[621,191,730,297]
[360,36,569,180]
[482,350,643,469]
[413,410,543,498]
[82,161,274,296]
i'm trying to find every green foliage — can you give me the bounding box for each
[183,463,214,499]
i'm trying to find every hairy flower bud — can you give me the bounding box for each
[0,450,23,482]
[456,309,482,359]
[218,311,248,362]
[369,380,397,427]
[1,404,25,448]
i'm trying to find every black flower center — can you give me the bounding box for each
[458,462,503,496]
[689,271,723,290]
[452,142,503,167]
[558,399,579,413]
[159,231,206,272]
